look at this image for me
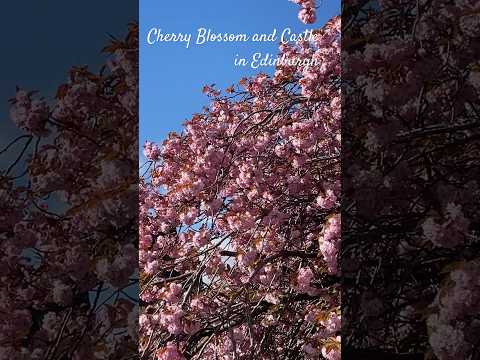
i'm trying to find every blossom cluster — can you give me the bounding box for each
[427,261,480,359]
[290,0,317,24]
[9,90,49,136]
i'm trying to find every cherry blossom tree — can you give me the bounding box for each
[140,13,340,360]
[342,0,480,358]
[1,24,138,359]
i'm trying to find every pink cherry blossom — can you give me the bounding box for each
[2,24,138,358]
[140,13,341,359]
[156,342,185,360]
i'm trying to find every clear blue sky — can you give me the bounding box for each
[140,0,340,158]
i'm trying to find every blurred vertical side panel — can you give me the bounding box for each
[342,0,480,358]
[0,1,138,359]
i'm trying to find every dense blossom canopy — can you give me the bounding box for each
[1,25,138,359]
[140,12,340,360]
[342,0,480,358]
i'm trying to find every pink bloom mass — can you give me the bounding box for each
[140,9,341,359]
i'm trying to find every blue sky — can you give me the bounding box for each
[140,0,340,158]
